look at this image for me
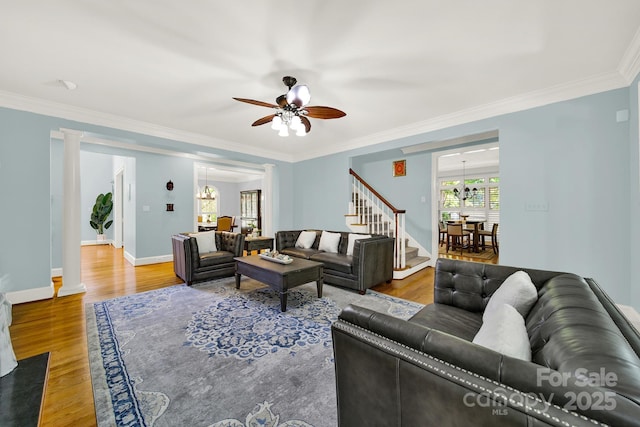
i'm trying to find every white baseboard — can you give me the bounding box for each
[6,283,55,305]
[81,239,113,246]
[123,251,172,267]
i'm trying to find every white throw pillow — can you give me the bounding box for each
[483,270,537,321]
[193,231,217,253]
[346,233,371,256]
[318,231,341,253]
[295,231,317,249]
[473,303,532,361]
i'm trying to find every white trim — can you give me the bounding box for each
[431,151,440,260]
[123,252,173,267]
[292,71,627,162]
[81,239,113,246]
[0,90,292,161]
[50,130,267,171]
[51,267,63,277]
[1,66,632,164]
[401,130,499,155]
[57,282,87,297]
[618,26,640,84]
[393,260,433,280]
[6,283,55,304]
[124,250,136,266]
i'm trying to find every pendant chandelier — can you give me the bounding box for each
[196,167,216,200]
[452,160,477,201]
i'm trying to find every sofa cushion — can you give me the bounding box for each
[483,270,537,320]
[193,231,217,253]
[310,252,352,274]
[280,247,320,260]
[346,233,371,256]
[199,250,234,267]
[318,230,341,253]
[295,231,317,249]
[409,303,483,342]
[473,303,531,361]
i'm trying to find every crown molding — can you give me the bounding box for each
[292,71,628,162]
[0,90,295,162]
[619,26,640,84]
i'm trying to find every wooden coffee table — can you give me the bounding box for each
[234,255,324,312]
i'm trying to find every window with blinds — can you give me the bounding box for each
[439,175,500,234]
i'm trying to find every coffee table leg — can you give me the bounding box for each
[316,279,323,298]
[235,273,241,289]
[280,292,287,312]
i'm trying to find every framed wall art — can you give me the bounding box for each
[393,160,406,177]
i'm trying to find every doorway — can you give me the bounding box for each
[432,142,500,262]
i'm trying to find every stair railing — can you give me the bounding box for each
[349,168,406,270]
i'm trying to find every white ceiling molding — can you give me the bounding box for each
[6,90,293,162]
[292,71,627,162]
[618,26,640,84]
[1,67,632,165]
[401,130,499,155]
[50,130,267,172]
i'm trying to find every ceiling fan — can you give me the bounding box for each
[233,76,346,137]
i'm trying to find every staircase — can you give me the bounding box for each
[346,169,431,279]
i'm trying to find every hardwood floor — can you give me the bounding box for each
[9,245,496,426]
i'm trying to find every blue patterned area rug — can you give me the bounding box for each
[86,277,423,427]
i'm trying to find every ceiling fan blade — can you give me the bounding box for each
[301,116,312,133]
[232,97,278,108]
[251,115,275,127]
[304,106,346,119]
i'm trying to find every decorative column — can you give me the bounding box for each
[262,164,275,237]
[58,129,86,297]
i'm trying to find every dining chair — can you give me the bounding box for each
[446,223,471,255]
[478,223,499,254]
[216,216,233,232]
[439,221,447,246]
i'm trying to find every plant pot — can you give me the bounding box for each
[97,234,106,242]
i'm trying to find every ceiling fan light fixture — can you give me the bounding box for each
[295,126,307,137]
[286,84,311,107]
[271,115,282,130]
[278,126,289,137]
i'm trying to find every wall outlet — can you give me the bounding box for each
[525,202,548,211]
[142,205,150,212]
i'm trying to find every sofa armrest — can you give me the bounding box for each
[333,304,630,427]
[217,231,245,257]
[172,234,194,283]
[350,236,393,289]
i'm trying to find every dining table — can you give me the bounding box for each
[447,219,485,253]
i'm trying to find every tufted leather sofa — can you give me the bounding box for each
[332,258,640,426]
[275,230,394,294]
[171,231,244,285]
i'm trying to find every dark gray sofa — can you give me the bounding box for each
[332,258,640,426]
[171,231,244,285]
[275,230,394,294]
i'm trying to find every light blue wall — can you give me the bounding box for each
[293,88,633,307]
[292,152,351,231]
[351,149,432,247]
[2,82,637,309]
[0,107,293,294]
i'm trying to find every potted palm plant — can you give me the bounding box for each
[90,192,114,242]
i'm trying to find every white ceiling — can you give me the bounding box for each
[1,1,639,162]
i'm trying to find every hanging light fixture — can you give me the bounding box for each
[196,167,216,200]
[453,160,478,201]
